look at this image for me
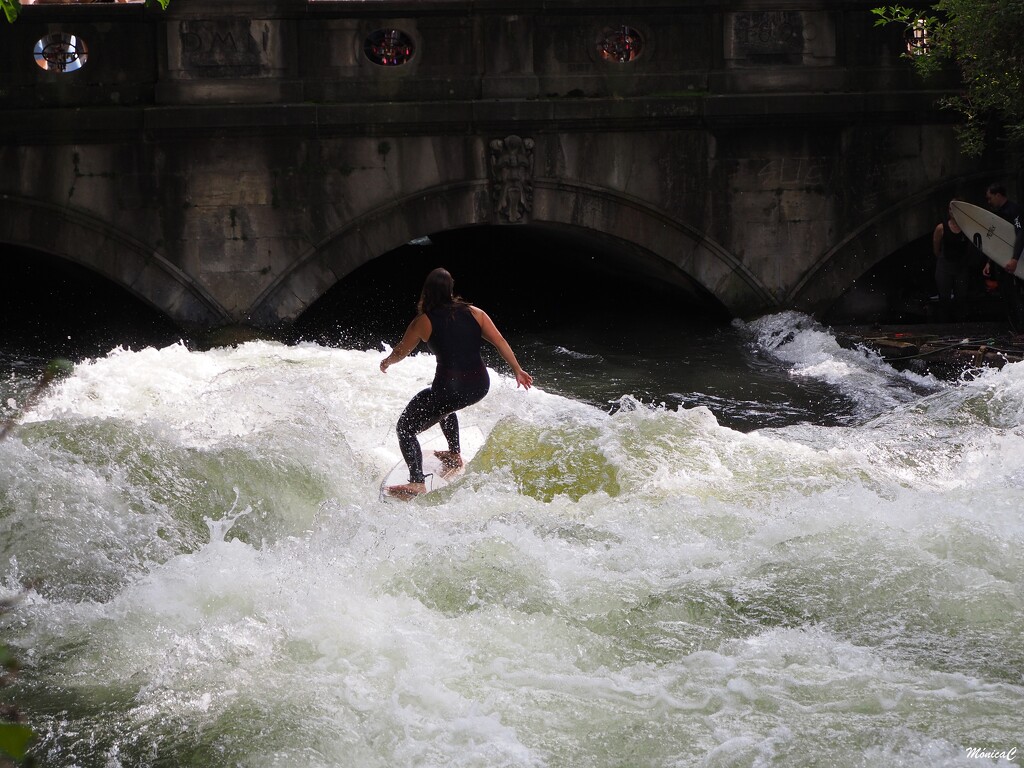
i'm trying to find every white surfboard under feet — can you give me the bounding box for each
[380,425,485,501]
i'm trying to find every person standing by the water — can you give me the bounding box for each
[380,267,532,499]
[932,198,973,321]
[981,183,1024,330]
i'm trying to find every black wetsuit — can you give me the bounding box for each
[935,221,972,321]
[992,200,1024,329]
[994,199,1024,256]
[396,303,490,483]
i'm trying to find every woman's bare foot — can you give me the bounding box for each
[385,482,427,500]
[434,450,464,477]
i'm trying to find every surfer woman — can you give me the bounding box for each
[380,268,533,498]
[932,199,972,321]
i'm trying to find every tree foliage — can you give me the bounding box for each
[873,1,1024,156]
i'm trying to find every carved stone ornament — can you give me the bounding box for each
[489,135,535,224]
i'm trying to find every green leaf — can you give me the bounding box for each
[1,0,21,25]
[0,722,33,761]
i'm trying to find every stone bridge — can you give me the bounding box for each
[0,0,1013,330]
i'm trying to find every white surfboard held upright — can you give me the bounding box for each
[950,200,1021,280]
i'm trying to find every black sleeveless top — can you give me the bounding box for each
[941,222,969,260]
[426,304,485,374]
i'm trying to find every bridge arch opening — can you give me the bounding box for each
[825,235,1001,326]
[291,224,731,350]
[0,244,183,360]
[825,235,937,325]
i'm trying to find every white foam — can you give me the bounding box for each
[3,337,1023,766]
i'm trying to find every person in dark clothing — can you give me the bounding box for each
[380,267,533,498]
[933,199,973,321]
[982,184,1024,329]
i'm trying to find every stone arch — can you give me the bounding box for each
[787,175,994,316]
[248,181,778,325]
[0,196,230,329]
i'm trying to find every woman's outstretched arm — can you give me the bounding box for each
[471,307,533,389]
[380,314,431,373]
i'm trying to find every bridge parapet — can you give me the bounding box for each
[0,1,1002,329]
[2,1,943,111]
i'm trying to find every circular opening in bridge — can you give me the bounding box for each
[33,32,88,73]
[0,246,183,361]
[364,29,415,66]
[904,18,932,56]
[293,224,728,349]
[597,26,643,63]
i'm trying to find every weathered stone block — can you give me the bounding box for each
[188,171,274,207]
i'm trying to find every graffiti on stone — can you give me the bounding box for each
[757,157,832,190]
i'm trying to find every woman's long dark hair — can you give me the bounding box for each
[417,267,467,314]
